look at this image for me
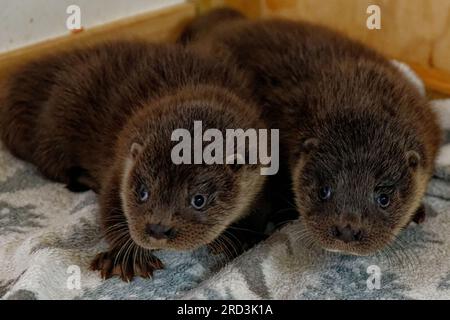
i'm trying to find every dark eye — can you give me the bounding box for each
[319,186,332,201]
[191,194,207,210]
[137,184,149,203]
[377,194,390,208]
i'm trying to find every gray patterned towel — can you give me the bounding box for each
[0,62,449,300]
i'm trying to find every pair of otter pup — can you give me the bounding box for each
[0,8,442,281]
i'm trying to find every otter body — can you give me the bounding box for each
[181,9,442,255]
[0,41,267,279]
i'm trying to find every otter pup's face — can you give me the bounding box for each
[113,90,265,252]
[120,141,262,251]
[292,116,425,256]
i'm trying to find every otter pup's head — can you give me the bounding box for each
[292,110,428,255]
[116,88,266,250]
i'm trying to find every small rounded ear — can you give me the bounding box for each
[225,153,245,171]
[301,138,319,154]
[411,203,426,224]
[130,142,143,160]
[406,150,421,169]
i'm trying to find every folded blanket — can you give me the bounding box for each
[1,62,449,300]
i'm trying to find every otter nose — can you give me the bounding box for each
[331,225,362,243]
[145,224,176,240]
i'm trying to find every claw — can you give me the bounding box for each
[90,250,164,282]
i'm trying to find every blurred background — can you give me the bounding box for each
[0,0,184,53]
[199,0,450,74]
[0,0,449,94]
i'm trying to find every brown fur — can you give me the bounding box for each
[180,8,443,255]
[0,40,267,280]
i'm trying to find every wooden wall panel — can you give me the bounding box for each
[194,0,263,18]
[0,1,448,95]
[259,0,450,74]
[200,0,450,94]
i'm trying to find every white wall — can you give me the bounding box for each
[0,0,185,53]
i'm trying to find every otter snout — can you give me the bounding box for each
[145,223,177,240]
[330,224,363,243]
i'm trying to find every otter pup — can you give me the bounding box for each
[0,40,267,280]
[180,9,443,255]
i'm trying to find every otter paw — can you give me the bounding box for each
[133,257,164,279]
[90,250,164,282]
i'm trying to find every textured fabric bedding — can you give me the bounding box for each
[0,62,449,300]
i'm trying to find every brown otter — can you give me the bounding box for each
[0,40,268,280]
[180,8,443,255]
